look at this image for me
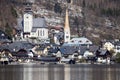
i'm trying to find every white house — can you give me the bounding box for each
[83,51,94,58]
[63,37,92,46]
[103,42,114,51]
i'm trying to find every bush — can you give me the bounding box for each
[115,53,120,63]
[101,8,120,17]
[54,3,62,14]
[5,23,13,39]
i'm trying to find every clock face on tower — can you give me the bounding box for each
[66,36,69,38]
[26,16,29,19]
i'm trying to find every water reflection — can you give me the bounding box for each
[0,65,23,80]
[0,64,120,80]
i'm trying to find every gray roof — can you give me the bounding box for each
[95,49,111,57]
[89,46,99,53]
[114,41,120,46]
[33,18,47,28]
[60,45,99,55]
[100,50,108,55]
[0,41,34,52]
[0,39,11,43]
[60,46,79,55]
[31,18,47,32]
[17,18,23,30]
[17,17,47,32]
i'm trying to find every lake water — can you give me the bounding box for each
[0,63,120,80]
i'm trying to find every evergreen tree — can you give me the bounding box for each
[54,3,62,14]
[5,23,12,39]
[67,0,71,3]
[11,6,18,18]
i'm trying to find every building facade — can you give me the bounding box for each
[17,7,49,42]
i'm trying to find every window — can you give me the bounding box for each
[40,30,42,36]
[41,29,43,36]
[43,30,44,36]
[86,40,89,42]
[66,36,69,38]
[38,30,39,36]
[79,40,82,42]
[71,40,74,42]
[1,33,5,36]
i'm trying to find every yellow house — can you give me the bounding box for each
[103,42,114,51]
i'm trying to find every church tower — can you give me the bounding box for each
[23,6,33,35]
[64,9,70,43]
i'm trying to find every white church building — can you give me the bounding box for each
[17,7,49,42]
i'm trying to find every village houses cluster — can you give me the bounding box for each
[0,1,120,64]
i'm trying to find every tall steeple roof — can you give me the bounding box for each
[64,9,71,42]
[64,9,70,31]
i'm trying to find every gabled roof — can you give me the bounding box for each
[0,41,34,52]
[60,45,99,55]
[79,45,99,55]
[100,50,108,55]
[32,18,47,28]
[63,37,92,46]
[17,17,47,32]
[95,49,111,57]
[60,46,79,55]
[70,37,92,45]
[89,45,99,53]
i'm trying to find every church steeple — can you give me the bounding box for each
[64,9,70,43]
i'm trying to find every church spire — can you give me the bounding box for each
[64,9,70,30]
[64,9,70,43]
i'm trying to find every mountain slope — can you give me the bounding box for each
[0,0,120,44]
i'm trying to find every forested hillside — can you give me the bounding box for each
[0,0,120,44]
